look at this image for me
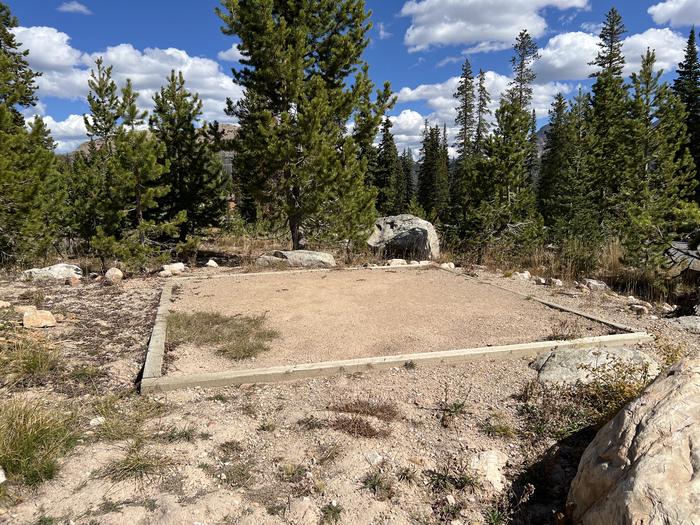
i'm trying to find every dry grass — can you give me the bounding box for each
[330,415,389,438]
[91,394,165,442]
[0,399,78,488]
[0,336,62,388]
[546,319,582,341]
[168,311,280,360]
[481,412,517,438]
[329,398,400,422]
[315,442,342,466]
[100,440,172,483]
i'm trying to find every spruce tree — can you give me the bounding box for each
[417,123,449,221]
[674,27,700,199]
[474,69,491,156]
[508,30,539,108]
[622,49,699,270]
[538,93,569,222]
[400,148,415,205]
[217,0,391,248]
[526,108,540,186]
[451,59,476,223]
[589,7,630,231]
[150,70,230,240]
[375,118,405,214]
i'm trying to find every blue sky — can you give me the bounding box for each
[6,0,700,153]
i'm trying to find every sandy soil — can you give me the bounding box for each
[167,268,613,375]
[1,263,698,525]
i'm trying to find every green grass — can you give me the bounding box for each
[0,399,78,487]
[361,469,395,501]
[168,311,280,360]
[91,394,166,442]
[320,502,343,524]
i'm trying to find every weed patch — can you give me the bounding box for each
[329,398,400,422]
[361,469,395,500]
[168,311,279,360]
[100,440,172,483]
[0,336,61,388]
[330,415,389,438]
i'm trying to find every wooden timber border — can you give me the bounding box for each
[139,265,653,394]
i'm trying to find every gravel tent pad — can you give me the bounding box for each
[164,268,616,377]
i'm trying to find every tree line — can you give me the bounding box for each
[2,1,700,282]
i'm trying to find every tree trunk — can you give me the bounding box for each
[290,214,302,250]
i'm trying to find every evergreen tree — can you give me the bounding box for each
[508,30,539,108]
[375,118,405,214]
[474,69,491,156]
[417,123,449,221]
[589,7,630,231]
[538,94,568,221]
[526,109,540,186]
[622,49,699,270]
[84,58,121,147]
[150,70,230,239]
[451,59,476,223]
[217,0,391,248]
[674,27,700,199]
[400,148,415,204]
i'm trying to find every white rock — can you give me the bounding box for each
[547,278,564,287]
[159,270,173,278]
[446,494,457,506]
[567,358,700,524]
[530,347,659,385]
[104,267,123,285]
[163,263,186,275]
[271,250,336,268]
[661,303,676,314]
[22,263,82,282]
[0,466,5,485]
[583,278,607,291]
[364,450,383,466]
[89,416,106,427]
[440,262,456,270]
[206,259,219,268]
[532,276,547,285]
[409,260,420,265]
[469,450,508,494]
[23,310,57,329]
[388,258,408,266]
[629,304,649,316]
[513,270,531,281]
[0,301,10,309]
[368,214,440,260]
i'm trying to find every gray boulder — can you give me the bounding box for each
[367,215,440,261]
[530,347,659,385]
[567,358,700,524]
[675,315,700,334]
[104,267,123,285]
[272,250,336,268]
[22,263,82,282]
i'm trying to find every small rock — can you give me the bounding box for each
[446,495,457,506]
[387,258,407,266]
[89,416,106,427]
[419,260,432,265]
[583,278,607,291]
[54,313,65,323]
[629,304,649,316]
[0,301,10,309]
[159,270,173,278]
[676,316,700,334]
[532,276,547,285]
[23,310,57,329]
[440,262,456,270]
[105,267,124,285]
[547,278,564,287]
[162,262,186,275]
[14,305,36,314]
[661,303,676,314]
[206,259,219,268]
[409,260,420,265]
[0,466,5,485]
[364,451,383,466]
[469,450,509,494]
[513,270,531,281]
[66,275,81,287]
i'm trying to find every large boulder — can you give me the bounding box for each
[530,347,660,385]
[270,250,336,268]
[566,357,700,524]
[367,215,440,261]
[22,263,82,282]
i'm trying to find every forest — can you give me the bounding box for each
[1,1,700,297]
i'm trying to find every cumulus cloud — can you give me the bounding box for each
[648,0,700,27]
[12,26,243,150]
[217,43,245,62]
[399,0,589,52]
[535,27,686,82]
[26,114,88,153]
[57,1,92,15]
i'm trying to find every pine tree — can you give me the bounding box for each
[474,69,491,156]
[417,123,449,221]
[400,148,415,204]
[84,58,121,148]
[375,118,405,214]
[622,49,699,270]
[508,30,539,108]
[538,93,569,222]
[217,0,391,248]
[150,70,230,240]
[451,59,476,223]
[674,27,700,200]
[589,7,630,231]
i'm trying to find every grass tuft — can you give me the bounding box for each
[361,469,395,500]
[330,415,389,438]
[0,400,77,487]
[0,337,62,388]
[168,311,279,361]
[100,440,172,483]
[320,501,343,524]
[329,398,400,422]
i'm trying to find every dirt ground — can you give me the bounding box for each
[0,263,698,525]
[167,268,613,375]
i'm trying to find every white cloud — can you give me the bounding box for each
[57,1,92,15]
[648,0,700,27]
[12,26,244,149]
[580,21,603,34]
[26,114,88,153]
[462,41,512,54]
[623,28,686,75]
[399,0,589,52]
[217,43,245,62]
[389,109,426,152]
[378,23,393,40]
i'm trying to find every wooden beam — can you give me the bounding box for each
[140,332,653,393]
